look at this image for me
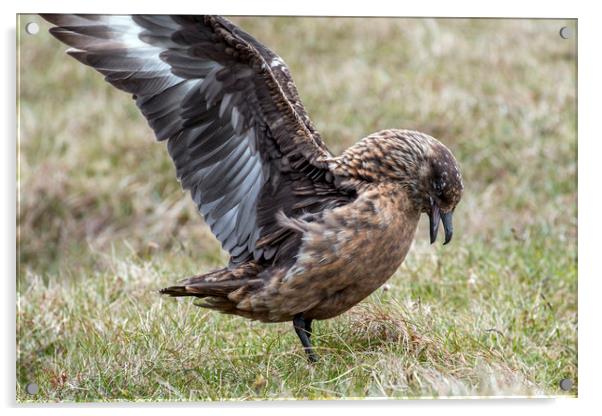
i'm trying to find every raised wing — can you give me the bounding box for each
[42,14,351,264]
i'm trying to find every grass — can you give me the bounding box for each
[17,16,577,401]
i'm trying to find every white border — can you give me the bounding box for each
[3,0,599,415]
[8,0,582,17]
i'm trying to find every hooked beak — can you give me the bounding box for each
[429,200,454,245]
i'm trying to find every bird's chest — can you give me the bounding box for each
[295,186,420,320]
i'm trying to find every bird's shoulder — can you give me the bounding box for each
[280,182,420,274]
[327,181,419,232]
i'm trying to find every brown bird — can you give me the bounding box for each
[42,14,464,362]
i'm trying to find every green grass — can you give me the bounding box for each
[17,16,577,401]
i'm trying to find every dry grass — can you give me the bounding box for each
[17,15,577,401]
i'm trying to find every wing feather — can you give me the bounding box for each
[42,14,353,264]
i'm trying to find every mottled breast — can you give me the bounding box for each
[250,182,421,322]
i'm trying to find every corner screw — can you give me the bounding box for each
[559,26,571,39]
[25,382,39,395]
[559,378,573,391]
[25,22,39,35]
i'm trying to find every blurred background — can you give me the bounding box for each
[17,16,577,400]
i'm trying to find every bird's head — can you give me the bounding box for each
[333,129,463,243]
[377,130,464,244]
[417,136,463,245]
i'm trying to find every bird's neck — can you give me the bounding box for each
[329,132,425,187]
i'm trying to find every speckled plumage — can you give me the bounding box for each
[43,14,464,361]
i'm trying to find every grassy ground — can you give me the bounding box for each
[17,16,577,401]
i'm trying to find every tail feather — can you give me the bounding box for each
[160,262,261,298]
[160,278,250,298]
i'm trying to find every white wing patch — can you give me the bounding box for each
[65,15,184,83]
[270,56,286,68]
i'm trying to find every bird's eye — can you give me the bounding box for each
[432,179,444,194]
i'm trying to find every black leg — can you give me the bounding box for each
[305,318,313,339]
[293,314,318,363]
